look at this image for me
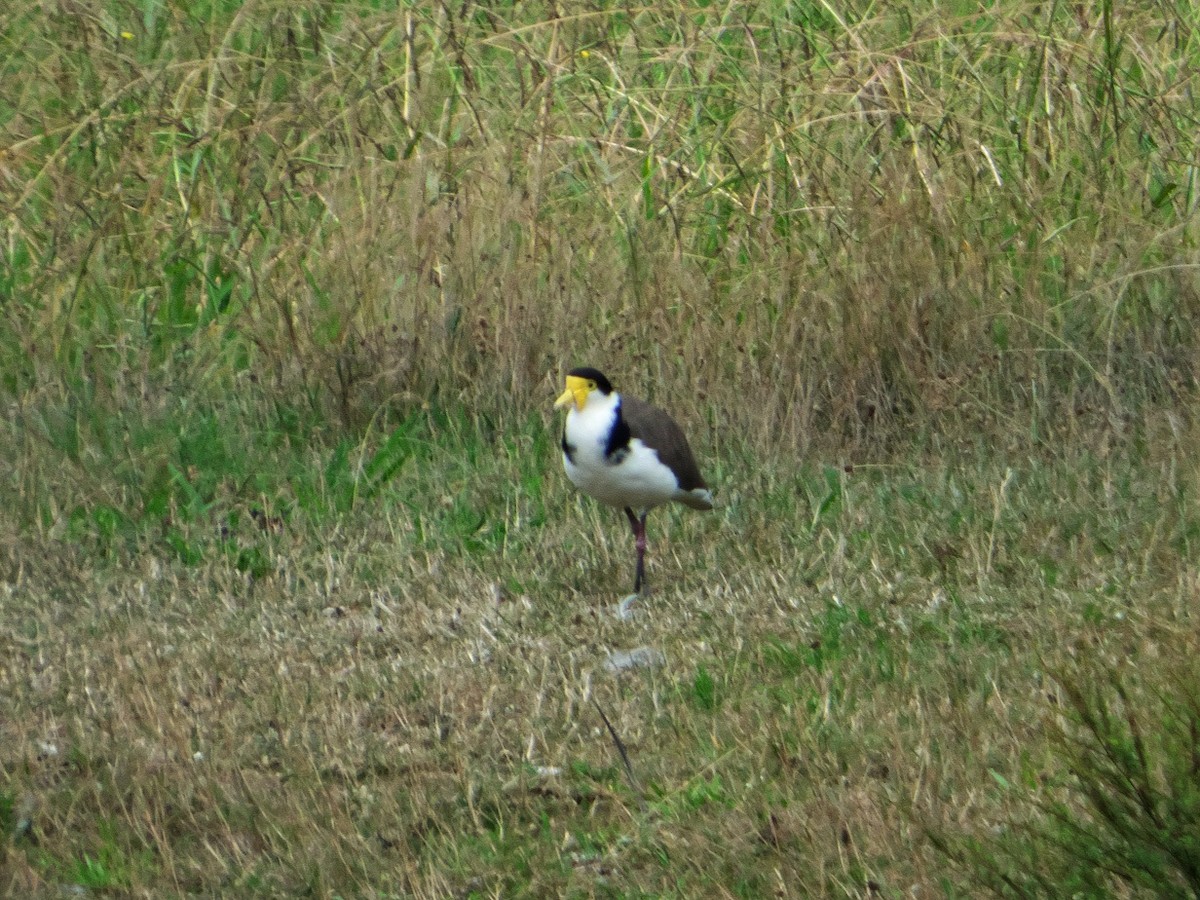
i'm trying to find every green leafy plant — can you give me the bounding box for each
[929,638,1200,897]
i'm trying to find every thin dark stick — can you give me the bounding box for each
[591,697,647,812]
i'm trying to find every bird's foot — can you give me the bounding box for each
[614,594,641,621]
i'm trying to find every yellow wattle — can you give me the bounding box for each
[554,375,592,410]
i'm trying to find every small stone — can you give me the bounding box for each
[603,647,666,673]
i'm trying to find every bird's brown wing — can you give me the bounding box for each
[620,396,708,492]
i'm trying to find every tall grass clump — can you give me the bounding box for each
[4,3,1198,450]
[929,627,1200,898]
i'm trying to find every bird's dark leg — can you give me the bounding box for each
[625,507,649,595]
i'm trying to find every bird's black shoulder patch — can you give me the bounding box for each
[561,431,576,464]
[604,402,632,464]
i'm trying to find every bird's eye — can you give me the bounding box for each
[587,381,595,389]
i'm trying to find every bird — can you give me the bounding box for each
[554,366,713,597]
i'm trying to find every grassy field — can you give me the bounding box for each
[3,0,1200,896]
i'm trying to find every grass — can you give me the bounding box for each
[3,0,1200,895]
[4,423,1199,896]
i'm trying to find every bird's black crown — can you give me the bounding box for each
[567,367,614,394]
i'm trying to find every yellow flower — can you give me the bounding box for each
[120,31,134,40]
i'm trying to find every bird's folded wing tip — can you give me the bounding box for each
[678,488,715,510]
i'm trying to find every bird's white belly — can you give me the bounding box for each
[564,439,679,510]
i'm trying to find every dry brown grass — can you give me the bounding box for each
[4,425,1200,895]
[3,0,1200,895]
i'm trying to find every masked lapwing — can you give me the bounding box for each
[555,367,713,598]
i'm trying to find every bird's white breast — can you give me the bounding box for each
[562,399,680,510]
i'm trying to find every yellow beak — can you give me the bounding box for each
[554,375,591,411]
